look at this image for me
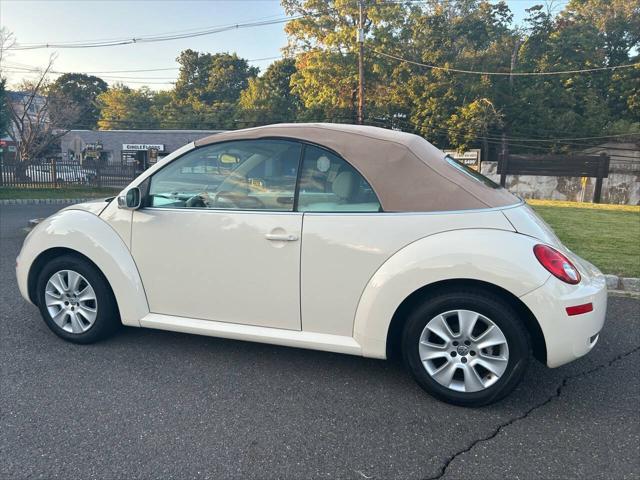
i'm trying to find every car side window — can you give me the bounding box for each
[297,145,381,212]
[148,139,302,211]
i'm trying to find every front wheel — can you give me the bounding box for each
[36,255,120,344]
[402,289,530,407]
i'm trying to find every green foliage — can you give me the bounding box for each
[447,99,503,151]
[97,85,160,129]
[88,0,637,150]
[174,50,259,105]
[282,0,638,153]
[238,58,302,126]
[48,73,108,129]
[283,0,407,122]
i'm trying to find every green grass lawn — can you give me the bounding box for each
[0,187,120,200]
[529,200,640,278]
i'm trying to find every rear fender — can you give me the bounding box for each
[353,229,551,358]
[17,209,147,327]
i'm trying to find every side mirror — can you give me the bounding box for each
[117,187,141,210]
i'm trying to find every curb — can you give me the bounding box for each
[1,198,92,205]
[608,289,640,299]
[604,274,640,293]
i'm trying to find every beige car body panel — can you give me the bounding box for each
[16,209,148,327]
[300,209,517,338]
[16,133,607,367]
[131,208,303,330]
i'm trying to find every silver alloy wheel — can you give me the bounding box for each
[45,270,98,334]
[418,309,509,393]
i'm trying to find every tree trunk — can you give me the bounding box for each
[15,150,31,182]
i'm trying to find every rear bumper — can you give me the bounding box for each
[520,271,607,368]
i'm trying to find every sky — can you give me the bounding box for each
[1,0,569,90]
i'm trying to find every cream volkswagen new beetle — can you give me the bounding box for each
[16,124,607,406]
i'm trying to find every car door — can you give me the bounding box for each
[130,139,303,331]
[295,144,387,338]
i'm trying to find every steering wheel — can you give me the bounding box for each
[184,193,209,208]
[214,191,265,209]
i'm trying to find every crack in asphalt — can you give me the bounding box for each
[424,345,640,480]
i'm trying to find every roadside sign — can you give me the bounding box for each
[123,143,165,152]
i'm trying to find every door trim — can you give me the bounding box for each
[140,313,362,356]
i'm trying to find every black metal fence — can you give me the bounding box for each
[0,161,138,189]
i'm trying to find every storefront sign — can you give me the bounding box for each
[122,143,165,152]
[444,149,481,171]
[148,147,159,164]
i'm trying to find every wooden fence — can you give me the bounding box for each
[497,153,610,203]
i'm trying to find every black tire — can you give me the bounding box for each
[402,289,530,407]
[36,254,120,344]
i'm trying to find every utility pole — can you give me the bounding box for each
[501,38,521,180]
[357,0,365,125]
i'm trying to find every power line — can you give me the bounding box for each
[7,17,300,51]
[1,55,284,85]
[2,56,282,75]
[371,49,640,76]
[370,118,639,159]
[378,117,639,148]
[21,13,289,46]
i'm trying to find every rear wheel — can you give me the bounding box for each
[36,255,120,344]
[402,289,530,406]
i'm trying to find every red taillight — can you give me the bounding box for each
[566,303,593,316]
[533,244,581,285]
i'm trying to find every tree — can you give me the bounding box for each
[0,78,8,138]
[174,50,259,105]
[447,98,503,153]
[504,0,638,151]
[97,85,159,129]
[281,0,637,154]
[238,58,302,126]
[5,63,82,178]
[397,1,515,149]
[2,30,82,174]
[160,50,260,129]
[282,0,407,122]
[0,28,14,138]
[48,73,108,129]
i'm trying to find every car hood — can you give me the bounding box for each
[61,198,112,216]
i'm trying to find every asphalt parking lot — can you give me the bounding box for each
[1,203,639,480]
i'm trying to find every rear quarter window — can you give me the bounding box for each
[444,155,500,189]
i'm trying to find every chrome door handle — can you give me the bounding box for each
[265,233,299,242]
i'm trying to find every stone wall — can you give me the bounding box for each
[480,160,640,205]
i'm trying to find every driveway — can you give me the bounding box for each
[1,203,638,479]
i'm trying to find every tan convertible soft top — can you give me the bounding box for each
[195,123,519,212]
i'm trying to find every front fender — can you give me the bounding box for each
[353,229,551,358]
[16,209,147,327]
